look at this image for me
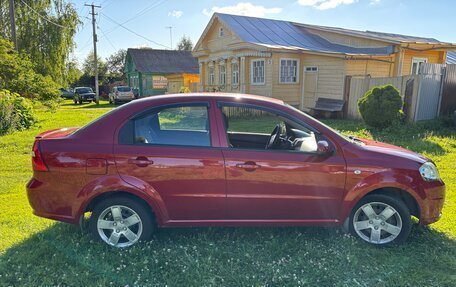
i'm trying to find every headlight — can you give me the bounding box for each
[419,162,440,181]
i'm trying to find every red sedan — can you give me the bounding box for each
[27,93,445,247]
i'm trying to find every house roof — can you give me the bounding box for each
[295,23,443,45]
[447,51,456,64]
[215,13,394,56]
[127,49,199,74]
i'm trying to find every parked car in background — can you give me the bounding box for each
[27,93,445,248]
[74,87,96,104]
[109,86,135,104]
[59,88,74,99]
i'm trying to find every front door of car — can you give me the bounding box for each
[218,104,346,221]
[114,103,226,221]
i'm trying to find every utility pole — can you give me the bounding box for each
[166,26,173,50]
[9,0,17,50]
[85,3,101,104]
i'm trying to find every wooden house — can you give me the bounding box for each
[193,13,456,110]
[125,49,199,97]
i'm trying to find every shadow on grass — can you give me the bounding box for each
[1,223,455,286]
[60,101,117,109]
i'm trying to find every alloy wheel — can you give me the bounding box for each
[353,201,402,244]
[97,205,143,248]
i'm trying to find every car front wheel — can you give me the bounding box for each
[89,196,155,247]
[349,194,412,246]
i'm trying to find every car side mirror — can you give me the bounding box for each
[317,140,331,155]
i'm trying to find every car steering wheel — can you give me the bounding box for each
[266,124,282,149]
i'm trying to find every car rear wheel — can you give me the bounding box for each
[349,194,412,246]
[89,196,155,248]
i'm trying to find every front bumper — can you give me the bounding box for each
[419,182,446,225]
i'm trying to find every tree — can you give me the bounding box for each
[176,36,193,51]
[0,0,80,85]
[106,49,127,80]
[82,51,108,82]
[0,37,59,101]
[65,58,82,87]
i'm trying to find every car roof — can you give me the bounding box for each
[132,93,285,105]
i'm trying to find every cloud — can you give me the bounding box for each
[369,0,381,5]
[297,0,357,10]
[168,10,183,18]
[202,2,282,17]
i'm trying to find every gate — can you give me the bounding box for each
[414,63,444,121]
[440,64,456,116]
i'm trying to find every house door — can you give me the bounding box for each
[302,67,318,109]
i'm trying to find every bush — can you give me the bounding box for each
[358,84,404,128]
[0,90,36,135]
[179,86,191,93]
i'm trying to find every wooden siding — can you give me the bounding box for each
[203,20,241,53]
[271,53,303,106]
[302,55,346,109]
[346,58,393,77]
[402,50,444,75]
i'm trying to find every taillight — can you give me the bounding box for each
[32,140,48,171]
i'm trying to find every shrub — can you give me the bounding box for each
[0,90,36,135]
[179,86,191,93]
[358,84,404,128]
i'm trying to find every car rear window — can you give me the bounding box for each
[117,86,131,92]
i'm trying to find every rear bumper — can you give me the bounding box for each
[26,178,79,224]
[419,182,445,225]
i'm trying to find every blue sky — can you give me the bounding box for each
[71,0,456,63]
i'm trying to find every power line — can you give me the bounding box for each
[102,0,166,36]
[98,26,117,51]
[19,0,69,29]
[100,12,170,49]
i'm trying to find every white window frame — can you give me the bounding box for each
[251,59,265,85]
[279,58,300,84]
[304,66,318,73]
[411,57,428,75]
[231,62,239,85]
[219,64,226,86]
[208,66,215,86]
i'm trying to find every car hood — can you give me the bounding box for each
[359,138,429,164]
[78,92,95,96]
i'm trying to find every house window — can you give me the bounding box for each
[208,66,214,85]
[411,57,428,75]
[219,65,226,86]
[219,27,224,37]
[232,62,239,85]
[251,59,265,85]
[305,66,318,72]
[280,59,299,83]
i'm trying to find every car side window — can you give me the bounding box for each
[221,105,318,152]
[133,105,211,147]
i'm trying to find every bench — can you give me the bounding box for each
[311,98,345,112]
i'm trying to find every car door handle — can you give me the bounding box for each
[128,157,154,167]
[236,162,260,171]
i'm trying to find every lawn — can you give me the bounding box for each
[0,100,455,286]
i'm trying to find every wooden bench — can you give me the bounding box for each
[311,98,345,118]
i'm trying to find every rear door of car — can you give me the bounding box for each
[114,101,227,222]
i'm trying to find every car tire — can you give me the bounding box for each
[109,97,112,104]
[74,99,77,104]
[78,99,83,105]
[349,194,412,246]
[89,196,155,248]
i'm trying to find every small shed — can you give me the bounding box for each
[125,49,199,97]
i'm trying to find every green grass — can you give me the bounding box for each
[0,100,455,286]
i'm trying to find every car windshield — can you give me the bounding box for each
[76,88,93,94]
[117,86,131,92]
